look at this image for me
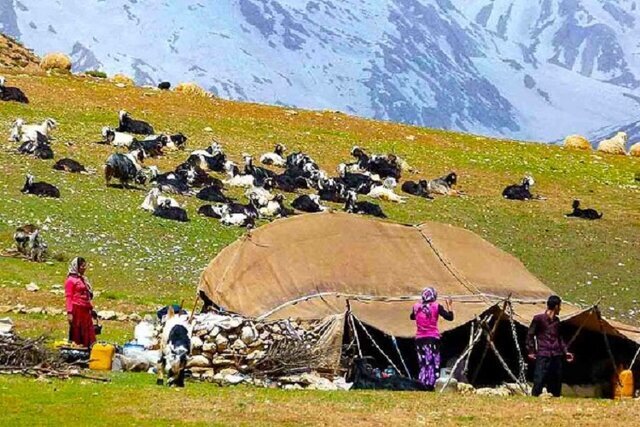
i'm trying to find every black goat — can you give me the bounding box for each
[18,132,53,160]
[291,194,327,213]
[196,186,230,203]
[344,191,386,218]
[244,155,276,186]
[53,158,87,173]
[502,176,534,200]
[158,81,171,90]
[197,204,225,219]
[0,76,29,103]
[116,110,154,135]
[318,179,348,203]
[105,150,146,188]
[21,174,60,198]
[565,200,603,220]
[130,138,163,157]
[153,200,189,222]
[402,180,433,198]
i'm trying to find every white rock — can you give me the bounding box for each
[191,336,203,349]
[25,283,40,292]
[97,310,117,320]
[187,355,212,368]
[435,378,458,394]
[240,325,258,345]
[231,339,247,351]
[202,342,217,353]
[214,334,228,351]
[25,307,44,314]
[0,317,13,335]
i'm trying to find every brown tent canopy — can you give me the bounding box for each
[198,212,640,343]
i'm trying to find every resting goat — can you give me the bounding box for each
[291,194,327,213]
[141,188,181,212]
[153,200,189,222]
[21,174,60,198]
[101,126,135,148]
[565,200,602,220]
[157,306,192,387]
[344,190,386,218]
[260,143,286,167]
[367,178,406,203]
[13,118,57,143]
[14,225,47,261]
[401,179,433,199]
[18,133,54,159]
[0,76,29,103]
[53,158,87,173]
[427,172,457,196]
[116,110,154,135]
[502,176,535,200]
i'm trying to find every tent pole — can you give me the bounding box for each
[346,300,363,358]
[596,305,620,384]
[471,299,510,384]
[480,321,528,395]
[629,344,640,371]
[439,315,489,393]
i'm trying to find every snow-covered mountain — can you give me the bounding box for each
[1,0,640,142]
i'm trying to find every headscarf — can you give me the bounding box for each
[420,287,437,317]
[68,257,93,298]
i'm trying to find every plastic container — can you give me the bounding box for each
[612,368,634,399]
[89,343,115,371]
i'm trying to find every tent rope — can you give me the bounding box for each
[479,322,529,395]
[351,313,402,376]
[506,301,527,384]
[629,344,640,371]
[346,308,363,359]
[565,306,596,349]
[596,306,621,386]
[391,336,412,379]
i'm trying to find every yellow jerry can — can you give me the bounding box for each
[612,368,634,399]
[89,343,115,371]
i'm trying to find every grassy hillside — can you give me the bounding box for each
[0,71,639,340]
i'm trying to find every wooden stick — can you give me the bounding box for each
[471,299,509,383]
[187,294,200,323]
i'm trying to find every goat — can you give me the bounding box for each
[260,143,286,167]
[187,149,226,173]
[337,163,378,194]
[318,178,348,203]
[273,173,299,192]
[153,200,189,222]
[244,155,276,186]
[117,110,154,135]
[104,149,146,188]
[245,179,275,204]
[130,138,163,157]
[219,203,256,227]
[350,146,370,170]
[141,188,180,212]
[158,81,171,90]
[53,158,87,173]
[223,161,255,188]
[291,194,327,213]
[148,166,192,195]
[157,306,192,387]
[401,180,433,199]
[258,194,291,218]
[17,118,57,142]
[196,185,230,203]
[160,133,187,150]
[0,76,29,103]
[502,176,535,201]
[101,126,135,148]
[565,200,603,220]
[368,153,402,180]
[178,164,222,189]
[427,172,458,196]
[344,190,386,218]
[14,224,48,261]
[9,118,24,142]
[21,174,60,198]
[197,204,226,219]
[367,178,406,203]
[18,133,54,159]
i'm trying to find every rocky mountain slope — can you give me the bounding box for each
[1,0,639,142]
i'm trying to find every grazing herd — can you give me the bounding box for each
[3,74,625,232]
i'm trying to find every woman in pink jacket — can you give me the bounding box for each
[410,287,454,390]
[64,257,96,347]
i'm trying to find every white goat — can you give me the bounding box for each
[102,126,135,148]
[223,161,255,188]
[140,187,181,212]
[12,118,57,142]
[367,177,406,203]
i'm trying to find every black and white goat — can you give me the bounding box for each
[502,176,535,200]
[141,188,181,212]
[116,110,154,135]
[344,190,386,218]
[148,166,192,195]
[223,161,255,188]
[317,178,348,203]
[18,133,54,159]
[101,126,135,148]
[13,118,57,143]
[244,155,276,186]
[197,204,226,219]
[53,158,87,173]
[427,172,458,196]
[258,194,291,218]
[291,194,327,213]
[14,224,47,261]
[367,153,403,180]
[196,185,230,203]
[565,200,603,220]
[157,307,192,387]
[0,76,29,103]
[130,138,163,157]
[153,199,189,222]
[104,149,147,188]
[337,163,378,194]
[188,144,226,172]
[218,199,258,227]
[160,133,187,150]
[260,143,286,167]
[401,180,433,199]
[21,174,60,198]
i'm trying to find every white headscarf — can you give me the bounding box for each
[68,257,93,297]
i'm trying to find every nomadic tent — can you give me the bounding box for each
[198,213,640,390]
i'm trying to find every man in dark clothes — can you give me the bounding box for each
[526,295,574,397]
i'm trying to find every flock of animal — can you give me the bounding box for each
[4,74,610,239]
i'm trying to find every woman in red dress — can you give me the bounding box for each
[64,257,96,347]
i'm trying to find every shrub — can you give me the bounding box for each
[85,70,107,79]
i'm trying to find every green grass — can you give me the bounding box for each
[1,374,639,426]
[0,71,638,328]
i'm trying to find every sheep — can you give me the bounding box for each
[197,204,226,219]
[141,188,181,212]
[291,194,328,213]
[260,143,286,167]
[0,76,29,103]
[563,134,592,151]
[597,132,628,155]
[258,194,292,218]
[104,149,147,188]
[344,190,386,218]
[101,126,135,148]
[175,82,211,98]
[40,52,72,72]
[427,172,458,196]
[156,307,192,387]
[116,110,155,135]
[223,161,255,188]
[629,142,640,157]
[53,158,87,173]
[153,200,189,222]
[17,118,57,142]
[401,180,433,199]
[502,176,535,200]
[196,185,230,203]
[158,81,171,90]
[367,178,406,203]
[21,174,60,198]
[565,200,602,220]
